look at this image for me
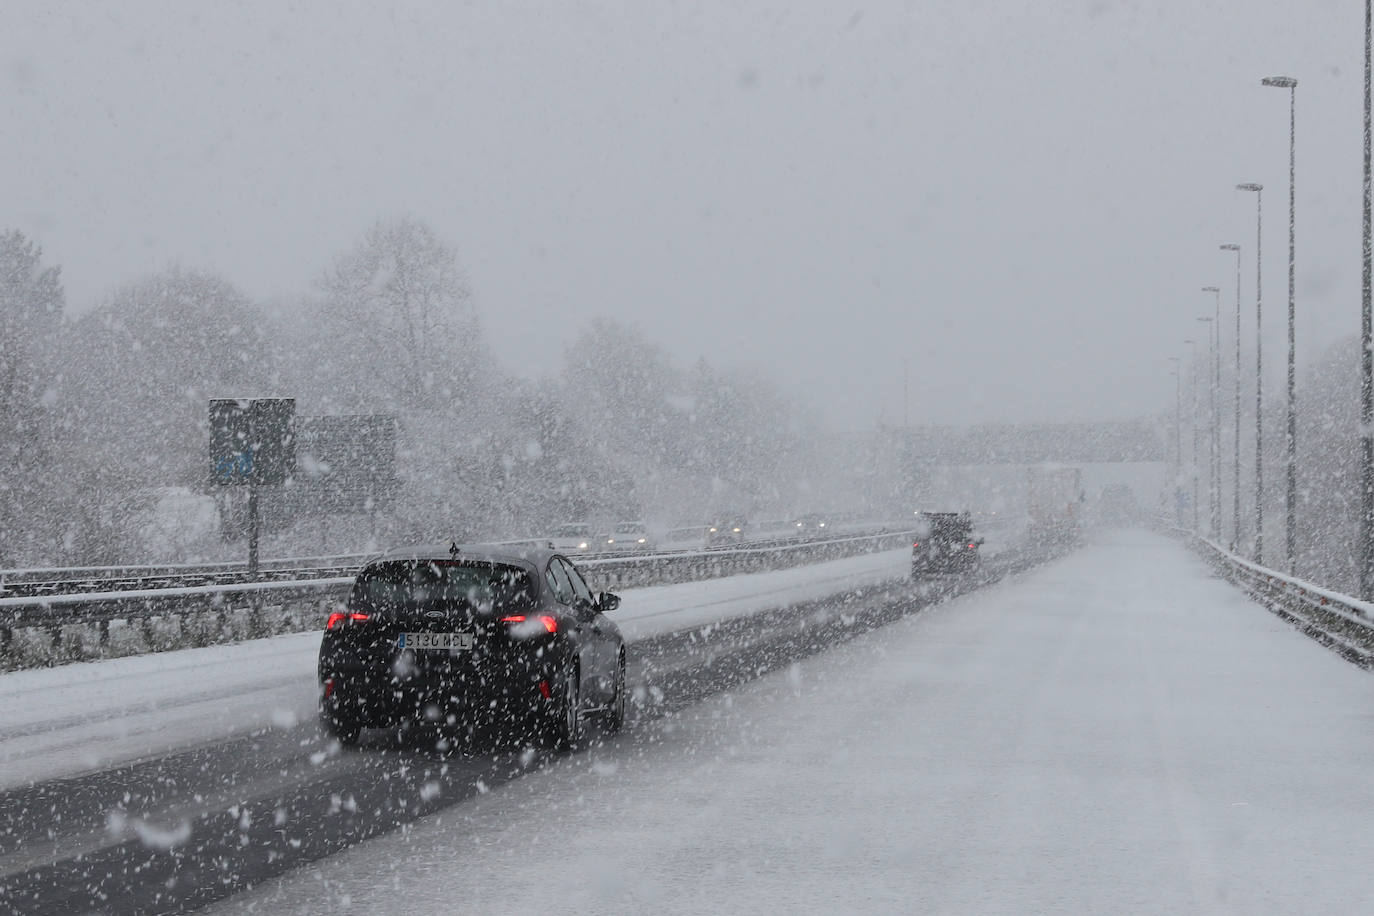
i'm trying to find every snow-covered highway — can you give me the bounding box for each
[9,528,1374,914]
[0,546,916,792]
[219,529,1374,915]
[3,541,982,913]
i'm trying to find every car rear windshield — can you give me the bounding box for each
[350,560,535,615]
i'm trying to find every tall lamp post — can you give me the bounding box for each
[901,358,910,429]
[1201,292,1222,539]
[1169,356,1183,526]
[1263,75,1299,574]
[1185,337,1200,533]
[1237,182,1264,564]
[1221,244,1243,551]
[1196,319,1217,538]
[1361,0,1373,600]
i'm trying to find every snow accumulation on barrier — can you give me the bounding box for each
[1200,538,1374,621]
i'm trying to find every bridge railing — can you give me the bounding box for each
[0,529,920,670]
[1194,537,1374,667]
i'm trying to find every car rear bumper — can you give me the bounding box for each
[320,652,564,729]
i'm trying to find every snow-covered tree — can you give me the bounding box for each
[0,230,64,565]
[308,216,487,412]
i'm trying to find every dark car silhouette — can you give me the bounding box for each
[318,542,625,749]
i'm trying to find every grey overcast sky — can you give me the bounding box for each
[1,0,1365,428]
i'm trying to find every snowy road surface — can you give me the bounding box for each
[219,529,1374,915]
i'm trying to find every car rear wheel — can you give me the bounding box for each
[549,664,583,751]
[607,655,626,733]
[321,705,362,746]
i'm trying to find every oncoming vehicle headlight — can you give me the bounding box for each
[577,541,588,550]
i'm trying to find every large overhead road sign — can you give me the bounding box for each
[209,399,296,487]
[267,414,399,520]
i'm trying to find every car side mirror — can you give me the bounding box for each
[975,538,986,546]
[597,592,621,613]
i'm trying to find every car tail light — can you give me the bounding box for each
[323,677,336,698]
[968,543,977,549]
[326,612,370,630]
[913,542,920,548]
[500,615,558,633]
[538,680,552,699]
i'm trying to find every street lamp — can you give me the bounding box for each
[1196,319,1217,538]
[1169,356,1183,527]
[1362,0,1374,599]
[1185,337,1200,533]
[1237,182,1264,564]
[1201,292,1222,539]
[901,358,910,428]
[1221,243,1242,551]
[1263,75,1299,575]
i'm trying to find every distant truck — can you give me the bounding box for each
[1027,466,1083,546]
[911,511,982,577]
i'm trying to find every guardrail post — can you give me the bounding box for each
[248,595,266,639]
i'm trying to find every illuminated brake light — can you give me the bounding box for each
[500,615,558,633]
[326,612,370,630]
[968,543,976,549]
[913,542,920,548]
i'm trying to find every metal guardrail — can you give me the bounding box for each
[1195,537,1374,667]
[0,529,892,599]
[0,529,921,669]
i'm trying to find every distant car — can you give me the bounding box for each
[706,518,747,547]
[911,512,982,577]
[608,521,653,551]
[318,542,626,749]
[794,513,830,537]
[550,523,596,553]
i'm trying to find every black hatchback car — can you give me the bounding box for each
[911,512,983,577]
[318,542,625,749]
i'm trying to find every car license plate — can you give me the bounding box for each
[397,632,474,650]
